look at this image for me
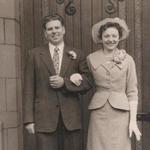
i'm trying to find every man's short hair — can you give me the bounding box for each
[42,13,64,29]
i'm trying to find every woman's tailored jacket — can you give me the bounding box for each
[87,50,138,110]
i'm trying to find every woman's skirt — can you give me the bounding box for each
[86,101,131,150]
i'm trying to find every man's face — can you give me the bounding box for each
[44,20,65,45]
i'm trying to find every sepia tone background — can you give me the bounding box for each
[0,0,150,150]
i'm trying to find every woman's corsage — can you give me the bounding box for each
[112,49,127,69]
[68,51,77,60]
[113,49,126,64]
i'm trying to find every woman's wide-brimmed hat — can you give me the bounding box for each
[92,17,130,44]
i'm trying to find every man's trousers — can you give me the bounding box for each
[36,113,82,150]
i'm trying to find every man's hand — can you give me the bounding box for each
[25,123,35,134]
[70,73,83,86]
[49,75,64,88]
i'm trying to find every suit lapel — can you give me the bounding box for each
[39,45,56,75]
[60,46,71,76]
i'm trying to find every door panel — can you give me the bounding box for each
[142,0,150,150]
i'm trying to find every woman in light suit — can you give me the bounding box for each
[86,18,141,150]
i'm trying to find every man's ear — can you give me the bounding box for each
[43,30,48,39]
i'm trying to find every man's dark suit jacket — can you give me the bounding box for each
[23,44,92,133]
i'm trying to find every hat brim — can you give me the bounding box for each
[92,18,130,44]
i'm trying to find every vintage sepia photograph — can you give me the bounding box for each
[0,0,150,150]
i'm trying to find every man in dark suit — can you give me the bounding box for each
[23,14,92,150]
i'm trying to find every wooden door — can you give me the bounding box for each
[21,0,150,150]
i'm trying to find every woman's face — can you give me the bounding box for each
[102,27,120,51]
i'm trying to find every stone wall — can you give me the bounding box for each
[0,0,22,150]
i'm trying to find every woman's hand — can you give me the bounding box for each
[70,73,83,86]
[129,121,141,141]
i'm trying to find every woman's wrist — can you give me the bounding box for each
[129,120,137,125]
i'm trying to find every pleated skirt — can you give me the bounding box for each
[86,101,131,150]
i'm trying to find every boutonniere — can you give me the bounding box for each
[68,50,77,60]
[112,49,126,69]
